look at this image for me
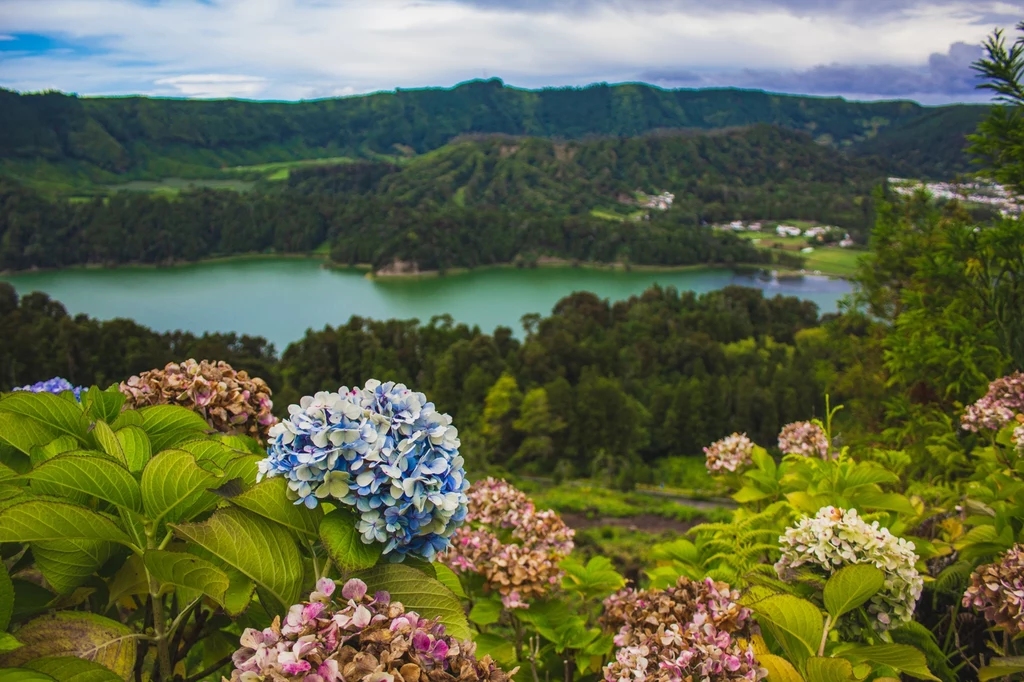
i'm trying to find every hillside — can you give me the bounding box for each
[0,79,986,189]
[291,125,884,215]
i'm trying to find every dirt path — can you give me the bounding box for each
[560,512,698,535]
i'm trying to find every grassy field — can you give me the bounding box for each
[107,177,256,193]
[732,231,867,277]
[223,156,357,181]
[590,208,648,222]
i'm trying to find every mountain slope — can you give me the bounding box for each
[288,125,884,227]
[0,80,986,187]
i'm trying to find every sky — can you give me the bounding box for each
[0,0,1021,104]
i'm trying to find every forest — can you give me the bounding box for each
[0,79,986,189]
[0,125,882,271]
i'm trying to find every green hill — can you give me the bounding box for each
[0,79,987,190]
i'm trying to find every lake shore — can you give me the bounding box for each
[1,252,854,280]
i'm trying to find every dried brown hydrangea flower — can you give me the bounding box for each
[120,359,277,442]
[963,544,1024,635]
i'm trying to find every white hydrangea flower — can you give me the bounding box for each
[775,506,922,632]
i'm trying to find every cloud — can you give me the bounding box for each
[153,74,269,99]
[643,41,988,98]
[0,0,1011,102]
[0,35,15,41]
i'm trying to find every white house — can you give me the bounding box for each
[776,225,802,237]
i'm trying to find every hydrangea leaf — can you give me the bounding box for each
[979,657,1024,681]
[141,449,223,526]
[806,657,857,682]
[25,656,122,682]
[0,669,55,682]
[81,389,126,425]
[10,579,55,625]
[471,633,516,667]
[30,438,81,468]
[22,456,142,512]
[0,393,86,441]
[0,611,136,679]
[0,561,12,631]
[230,477,322,538]
[355,563,471,640]
[433,563,466,598]
[468,597,502,626]
[113,427,150,474]
[838,644,938,681]
[749,594,823,667]
[33,539,117,596]
[854,492,915,514]
[172,507,303,608]
[0,413,61,457]
[137,406,209,453]
[757,654,804,682]
[0,634,21,653]
[0,501,133,548]
[319,509,382,572]
[823,564,885,619]
[105,554,150,609]
[110,411,143,430]
[143,550,229,604]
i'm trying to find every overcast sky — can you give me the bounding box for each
[0,0,1020,104]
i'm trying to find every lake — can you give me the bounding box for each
[0,259,854,351]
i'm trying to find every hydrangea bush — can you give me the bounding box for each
[963,544,1024,635]
[227,577,514,682]
[443,478,574,608]
[777,420,830,459]
[704,433,756,474]
[120,359,277,441]
[601,576,766,682]
[961,371,1024,433]
[12,377,87,400]
[775,506,922,631]
[259,380,468,561]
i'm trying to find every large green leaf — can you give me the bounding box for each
[25,656,121,682]
[806,657,856,682]
[30,438,81,467]
[138,406,209,452]
[230,478,321,538]
[854,493,915,514]
[0,612,135,680]
[319,509,381,572]
[0,501,133,548]
[0,563,11,632]
[0,414,60,457]
[172,507,303,607]
[105,554,150,608]
[838,644,938,680]
[113,428,150,474]
[468,598,502,626]
[750,594,823,667]
[22,456,141,512]
[110,411,143,430]
[0,670,55,682]
[471,633,516,667]
[757,654,804,682]
[0,394,85,441]
[143,550,229,604]
[141,449,222,525]
[32,539,117,595]
[433,563,467,599]
[979,657,1024,681]
[823,565,884,619]
[10,580,55,625]
[87,422,127,470]
[356,563,471,640]
[81,389,126,424]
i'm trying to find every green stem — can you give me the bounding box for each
[818,614,832,657]
[145,533,172,681]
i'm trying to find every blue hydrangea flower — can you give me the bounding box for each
[12,377,87,401]
[258,379,469,562]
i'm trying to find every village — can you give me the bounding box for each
[711,219,856,249]
[887,177,1023,215]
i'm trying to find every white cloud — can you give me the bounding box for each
[0,0,1007,101]
[153,74,269,98]
[0,35,16,41]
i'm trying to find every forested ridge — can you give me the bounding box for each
[0,79,987,185]
[0,125,880,271]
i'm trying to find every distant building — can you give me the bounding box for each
[776,225,802,237]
